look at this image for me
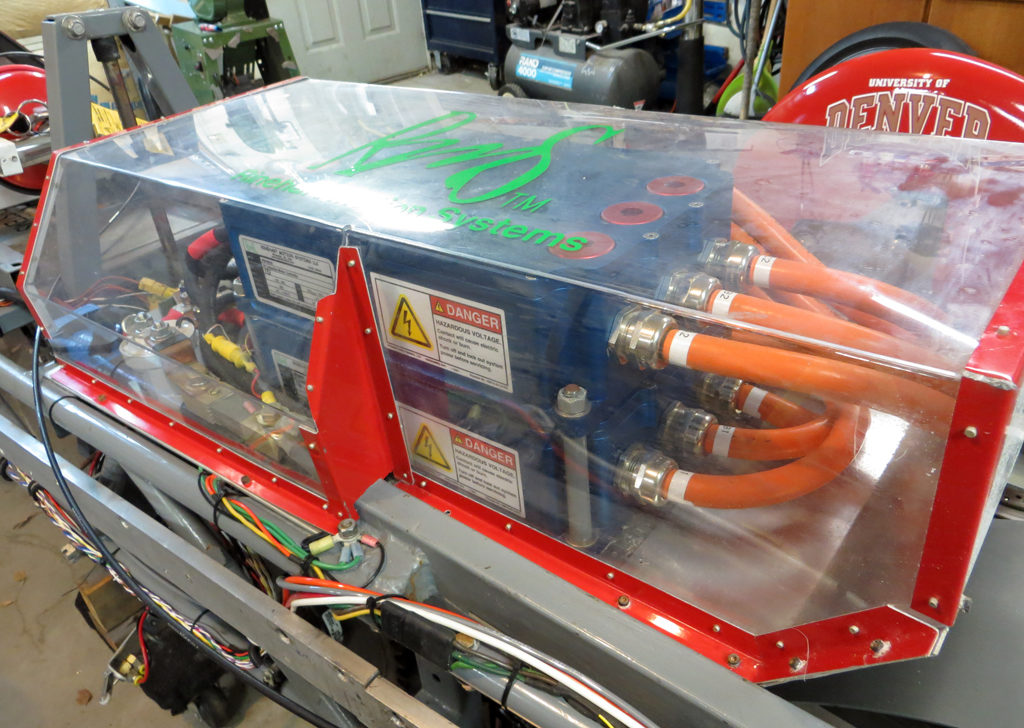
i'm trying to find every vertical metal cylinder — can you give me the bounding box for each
[557,384,595,548]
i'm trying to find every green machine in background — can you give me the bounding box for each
[171,0,299,104]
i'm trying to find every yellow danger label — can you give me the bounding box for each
[412,423,450,471]
[390,295,431,349]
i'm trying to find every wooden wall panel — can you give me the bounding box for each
[927,0,1024,79]
[779,0,926,93]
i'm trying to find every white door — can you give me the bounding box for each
[267,0,428,83]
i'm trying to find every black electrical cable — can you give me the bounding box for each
[30,328,341,728]
[358,542,386,589]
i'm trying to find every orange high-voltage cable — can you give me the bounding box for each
[749,256,949,336]
[730,221,833,315]
[661,329,954,430]
[702,414,833,460]
[663,405,863,509]
[734,382,816,428]
[704,289,942,366]
[733,189,822,265]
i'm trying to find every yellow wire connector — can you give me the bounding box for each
[137,277,177,299]
[203,333,256,372]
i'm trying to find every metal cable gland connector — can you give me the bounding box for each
[660,270,722,311]
[660,402,717,459]
[701,238,759,288]
[608,306,677,370]
[615,444,677,507]
[696,373,744,415]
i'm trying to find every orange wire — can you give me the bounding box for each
[227,498,293,558]
[711,290,942,366]
[734,383,814,427]
[662,330,954,430]
[704,415,832,460]
[672,405,864,509]
[759,257,947,334]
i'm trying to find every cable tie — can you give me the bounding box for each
[500,659,524,713]
[189,608,211,636]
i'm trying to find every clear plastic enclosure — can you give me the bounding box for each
[23,80,1024,635]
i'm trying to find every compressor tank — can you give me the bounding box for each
[504,43,659,108]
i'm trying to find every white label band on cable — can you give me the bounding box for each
[0,138,23,177]
[742,387,768,417]
[710,290,736,316]
[666,470,694,504]
[667,330,695,367]
[711,425,735,456]
[751,256,776,288]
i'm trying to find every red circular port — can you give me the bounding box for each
[601,201,664,225]
[549,232,616,259]
[646,176,705,196]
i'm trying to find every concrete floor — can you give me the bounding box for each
[0,66,490,728]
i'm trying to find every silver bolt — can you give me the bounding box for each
[726,654,740,667]
[997,325,1012,338]
[849,625,860,635]
[321,503,328,510]
[386,412,394,419]
[556,383,590,417]
[306,384,314,391]
[964,426,978,438]
[338,518,358,540]
[123,8,148,31]
[617,595,630,608]
[789,657,805,671]
[869,639,887,654]
[606,572,615,580]
[315,316,324,323]
[642,232,660,240]
[347,260,356,268]
[775,640,785,649]
[308,443,316,450]
[928,596,939,609]
[504,523,512,531]
[363,328,372,335]
[61,15,86,39]
[711,624,721,633]
[689,201,704,208]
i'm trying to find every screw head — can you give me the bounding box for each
[606,572,615,580]
[363,328,372,335]
[997,325,1012,338]
[711,624,721,633]
[775,640,785,649]
[315,316,324,323]
[869,639,888,654]
[347,260,356,268]
[504,523,512,531]
[789,657,805,671]
[928,596,940,609]
[689,201,704,208]
[964,425,978,438]
[617,595,630,608]
[306,384,314,391]
[386,412,394,419]
[124,8,148,31]
[726,653,740,667]
[642,232,660,240]
[62,16,86,39]
[849,625,860,635]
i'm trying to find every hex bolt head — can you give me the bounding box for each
[789,657,806,671]
[123,8,148,31]
[556,383,589,417]
[338,518,358,540]
[62,15,86,39]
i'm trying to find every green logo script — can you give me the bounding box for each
[307,112,623,204]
